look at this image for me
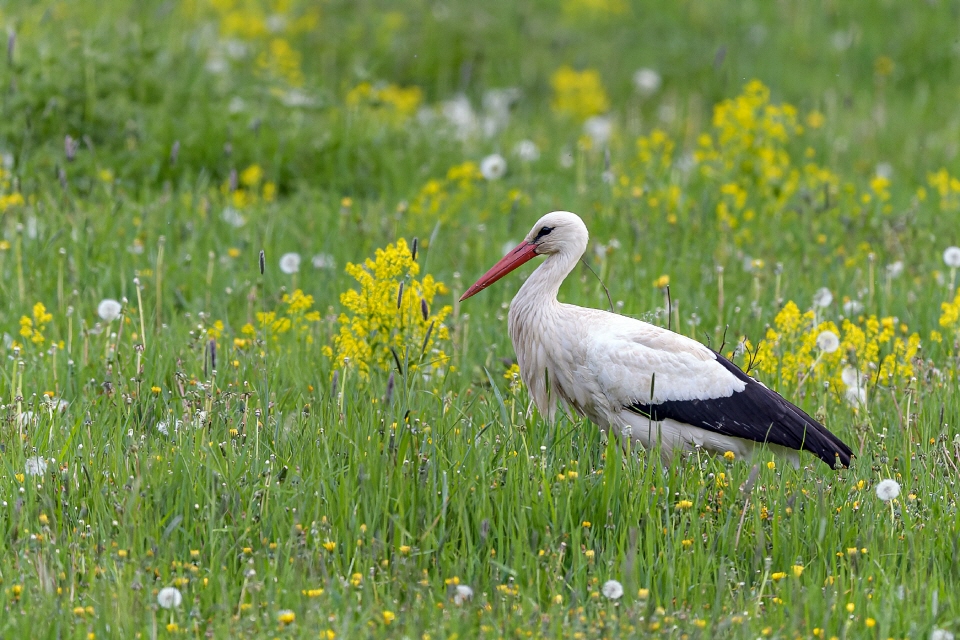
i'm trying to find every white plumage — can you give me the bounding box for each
[461,211,852,468]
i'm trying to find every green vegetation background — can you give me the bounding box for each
[0,0,957,638]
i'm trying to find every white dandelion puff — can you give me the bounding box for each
[812,287,833,308]
[453,584,474,605]
[842,366,867,407]
[885,261,904,278]
[25,456,47,476]
[632,68,662,96]
[943,246,960,268]
[279,252,301,274]
[875,479,901,501]
[842,299,864,315]
[875,162,893,180]
[816,330,840,353]
[583,116,613,146]
[157,586,183,609]
[221,207,246,228]
[97,299,122,322]
[513,140,540,162]
[312,253,336,270]
[480,154,507,181]
[559,148,575,169]
[931,629,955,640]
[601,579,624,600]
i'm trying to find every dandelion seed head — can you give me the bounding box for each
[97,299,122,322]
[886,261,904,278]
[584,115,613,146]
[480,154,507,180]
[943,246,960,268]
[842,299,864,315]
[513,140,540,162]
[812,287,833,308]
[816,330,840,353]
[453,584,474,605]
[25,456,47,476]
[632,68,662,96]
[601,579,624,600]
[312,253,335,270]
[157,586,183,609]
[875,478,900,501]
[279,252,301,274]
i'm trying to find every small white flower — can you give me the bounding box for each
[25,456,47,476]
[632,68,662,96]
[875,162,893,180]
[312,253,336,270]
[885,261,904,278]
[601,579,624,600]
[279,252,301,274]
[221,207,246,228]
[97,299,122,322]
[812,287,833,308]
[513,140,540,162]
[875,478,901,501]
[559,149,575,169]
[480,154,507,181]
[157,586,183,609]
[816,330,840,353]
[931,629,955,640]
[943,246,960,268]
[453,584,474,605]
[583,116,613,146]
[843,299,864,315]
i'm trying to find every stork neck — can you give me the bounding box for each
[513,249,580,310]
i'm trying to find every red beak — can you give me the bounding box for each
[460,241,539,301]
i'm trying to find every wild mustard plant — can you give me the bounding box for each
[550,65,609,120]
[324,239,450,380]
[748,301,920,392]
[18,302,53,346]
[346,82,424,121]
[255,289,321,343]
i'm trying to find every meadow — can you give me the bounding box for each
[0,0,959,637]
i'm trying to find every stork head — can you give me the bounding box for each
[460,211,589,301]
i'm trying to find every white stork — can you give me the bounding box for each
[460,211,853,468]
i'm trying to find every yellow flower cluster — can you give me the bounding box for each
[345,82,423,120]
[256,289,321,342]
[199,0,318,87]
[408,161,483,222]
[939,287,960,343]
[256,38,304,87]
[19,302,53,345]
[220,163,277,209]
[324,239,451,380]
[749,301,920,392]
[550,65,609,120]
[0,166,24,212]
[927,168,960,212]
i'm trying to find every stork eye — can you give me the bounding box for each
[534,226,554,241]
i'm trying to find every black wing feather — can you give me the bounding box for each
[625,351,853,468]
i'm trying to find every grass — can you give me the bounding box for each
[0,0,958,638]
